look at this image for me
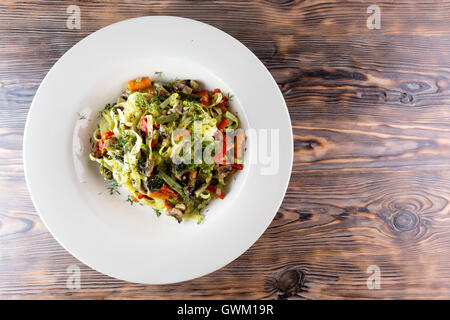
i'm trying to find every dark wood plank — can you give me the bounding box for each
[1,0,450,299]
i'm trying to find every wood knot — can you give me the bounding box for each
[392,210,418,232]
[297,139,320,150]
[276,269,305,299]
[400,92,414,104]
[399,81,430,93]
[295,136,329,161]
[274,211,283,220]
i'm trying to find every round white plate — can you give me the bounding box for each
[23,16,293,284]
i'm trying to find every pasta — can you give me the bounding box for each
[90,77,245,223]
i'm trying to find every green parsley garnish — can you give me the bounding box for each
[105,179,120,195]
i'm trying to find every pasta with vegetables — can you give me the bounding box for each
[89,76,245,223]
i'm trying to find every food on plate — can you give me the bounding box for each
[89,76,245,223]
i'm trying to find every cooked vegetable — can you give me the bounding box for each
[147,175,164,190]
[155,113,178,125]
[161,186,180,198]
[198,90,209,106]
[89,75,245,223]
[127,77,152,91]
[168,208,184,223]
[217,119,229,130]
[158,172,185,197]
[207,185,225,199]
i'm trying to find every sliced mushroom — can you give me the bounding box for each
[175,203,186,211]
[144,160,154,177]
[168,208,184,223]
[155,82,170,96]
[187,170,197,186]
[218,165,234,178]
[185,185,196,200]
[173,103,183,115]
[189,80,200,92]
[173,80,193,94]
[182,86,192,94]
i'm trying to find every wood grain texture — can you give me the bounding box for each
[1,0,450,299]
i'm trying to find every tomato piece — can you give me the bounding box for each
[231,164,243,170]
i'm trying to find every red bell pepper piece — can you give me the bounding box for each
[147,191,170,200]
[231,164,243,170]
[160,186,180,198]
[139,117,148,133]
[164,200,173,210]
[98,131,115,152]
[214,131,228,165]
[198,90,210,106]
[217,119,229,130]
[207,185,225,199]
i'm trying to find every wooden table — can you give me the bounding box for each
[1,0,449,299]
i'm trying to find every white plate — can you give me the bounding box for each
[23,16,293,284]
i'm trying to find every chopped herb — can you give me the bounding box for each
[154,71,163,76]
[154,209,162,217]
[126,195,135,205]
[105,179,120,195]
[197,215,205,224]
